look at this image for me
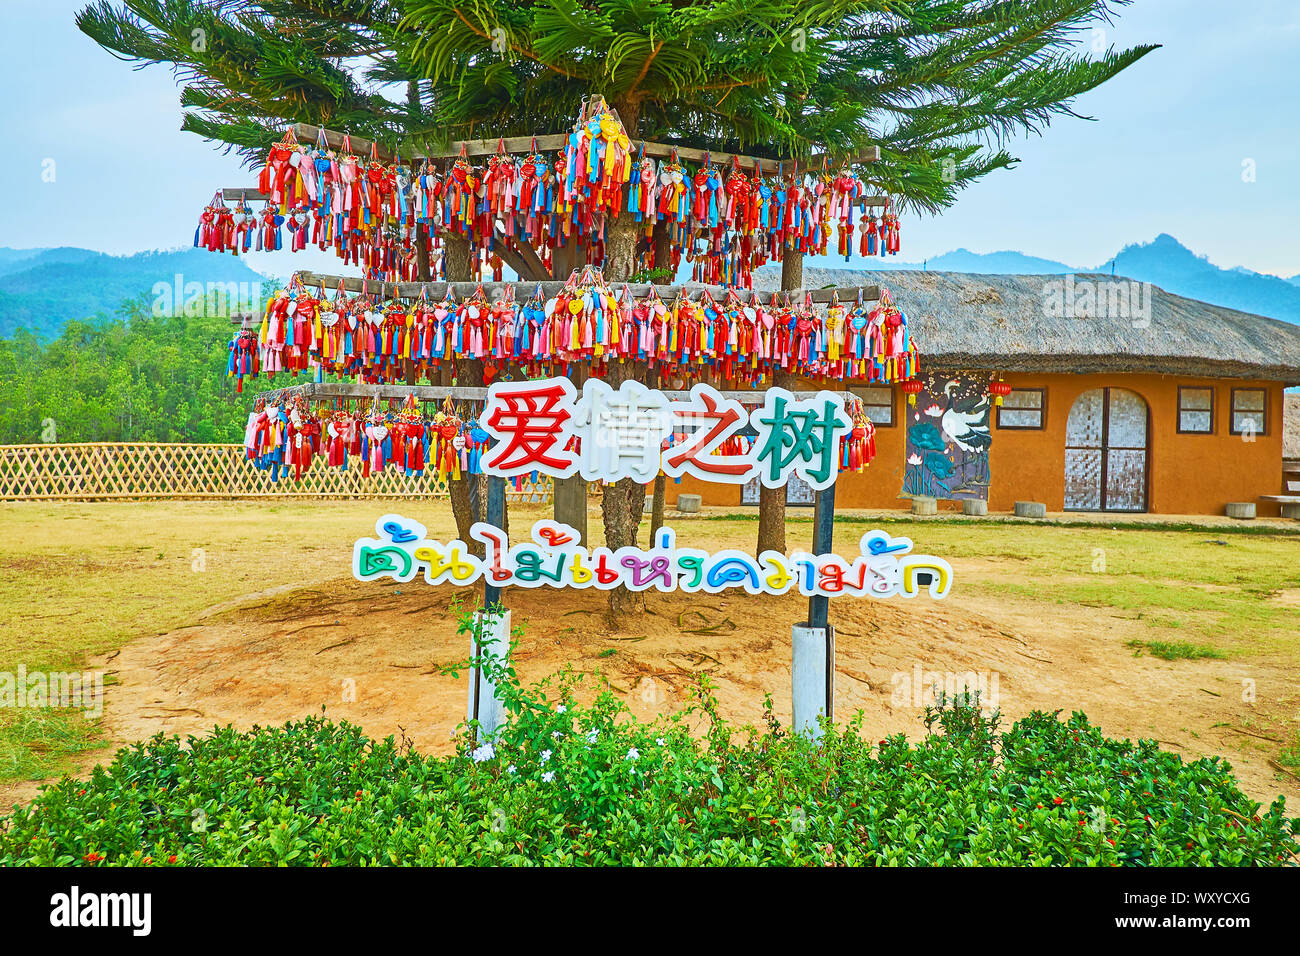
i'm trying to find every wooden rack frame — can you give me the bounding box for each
[249,381,862,407]
[220,186,892,207]
[287,122,879,174]
[288,272,881,304]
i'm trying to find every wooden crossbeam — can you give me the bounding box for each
[293,272,880,304]
[220,188,270,202]
[290,122,879,174]
[509,237,551,280]
[252,381,862,406]
[489,239,543,283]
[218,186,892,207]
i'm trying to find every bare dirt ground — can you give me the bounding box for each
[36,572,1296,812]
[3,501,1296,813]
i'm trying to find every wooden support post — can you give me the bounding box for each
[483,475,506,608]
[467,607,510,742]
[415,223,431,283]
[553,366,589,542]
[648,364,667,538]
[793,482,836,741]
[469,474,510,742]
[808,484,835,630]
[492,237,542,282]
[512,238,552,280]
[553,477,589,544]
[550,242,579,281]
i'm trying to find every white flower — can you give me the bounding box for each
[656,738,666,746]
[586,729,599,743]
[556,705,567,714]
[541,749,552,763]
[507,765,517,775]
[552,730,562,740]
[626,747,640,761]
[470,743,495,763]
[542,771,555,783]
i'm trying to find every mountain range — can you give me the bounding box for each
[0,247,271,339]
[2,233,1299,340]
[795,234,1300,324]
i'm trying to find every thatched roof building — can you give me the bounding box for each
[756,268,1300,384]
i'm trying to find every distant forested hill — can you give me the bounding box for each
[0,301,255,444]
[0,247,270,339]
[796,234,1300,325]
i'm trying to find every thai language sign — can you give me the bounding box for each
[481,378,851,489]
[353,515,953,599]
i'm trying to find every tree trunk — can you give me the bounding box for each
[598,209,647,620]
[652,220,672,279]
[756,250,804,556]
[781,247,803,290]
[598,357,649,619]
[649,474,666,540]
[603,208,639,282]
[647,362,667,541]
[443,233,473,284]
[755,369,794,556]
[442,234,497,555]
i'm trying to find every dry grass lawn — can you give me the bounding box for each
[2,499,1298,809]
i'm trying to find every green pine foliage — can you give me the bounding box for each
[77,1,1158,214]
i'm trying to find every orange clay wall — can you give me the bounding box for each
[662,373,1287,517]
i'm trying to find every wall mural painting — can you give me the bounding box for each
[901,369,994,501]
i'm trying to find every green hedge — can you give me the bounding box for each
[1,652,1294,866]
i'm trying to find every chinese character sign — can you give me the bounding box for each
[481,379,579,478]
[479,377,853,489]
[751,389,852,490]
[574,379,672,485]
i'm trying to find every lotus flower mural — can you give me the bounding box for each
[901,370,993,501]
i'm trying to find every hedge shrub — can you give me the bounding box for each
[2,650,1294,867]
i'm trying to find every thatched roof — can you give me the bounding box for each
[756,268,1300,383]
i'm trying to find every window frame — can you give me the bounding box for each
[1176,386,1215,435]
[995,387,1047,431]
[851,385,896,428]
[1229,387,1268,437]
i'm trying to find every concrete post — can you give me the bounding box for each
[468,608,511,740]
[792,623,834,741]
[469,475,510,741]
[793,482,837,742]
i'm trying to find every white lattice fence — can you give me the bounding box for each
[0,443,554,501]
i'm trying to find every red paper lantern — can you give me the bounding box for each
[900,378,925,406]
[989,379,1013,406]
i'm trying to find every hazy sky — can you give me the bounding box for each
[2,0,1298,277]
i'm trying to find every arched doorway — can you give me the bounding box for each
[1064,388,1150,512]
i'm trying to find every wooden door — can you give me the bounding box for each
[1064,387,1149,512]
